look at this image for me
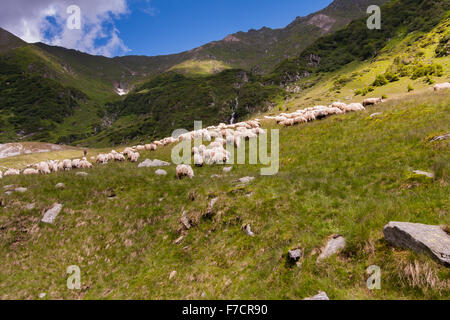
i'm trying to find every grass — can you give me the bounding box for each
[169,60,231,76]
[0,90,448,300]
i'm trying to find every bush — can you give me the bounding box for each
[372,74,388,87]
[408,84,414,92]
[385,72,400,82]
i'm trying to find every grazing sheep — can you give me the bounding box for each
[345,103,365,112]
[145,144,157,151]
[363,97,383,107]
[433,82,450,91]
[48,160,59,172]
[79,158,93,169]
[96,154,109,164]
[330,102,347,110]
[136,145,146,151]
[176,164,194,179]
[37,161,51,174]
[63,159,73,171]
[4,168,20,176]
[129,152,140,163]
[23,168,39,175]
[194,153,204,167]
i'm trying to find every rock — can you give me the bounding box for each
[14,187,27,193]
[238,176,255,184]
[412,170,434,179]
[39,293,46,299]
[4,191,12,195]
[430,133,450,142]
[180,212,191,230]
[370,112,382,118]
[25,203,35,210]
[169,270,177,280]
[139,159,170,168]
[288,248,302,262]
[3,185,14,189]
[211,174,221,179]
[174,236,184,245]
[244,224,255,237]
[317,235,346,262]
[155,169,167,176]
[41,203,63,224]
[76,172,88,177]
[304,291,329,300]
[223,166,233,173]
[205,198,218,217]
[383,222,450,267]
[55,183,65,190]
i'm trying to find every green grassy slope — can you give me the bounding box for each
[0,89,448,300]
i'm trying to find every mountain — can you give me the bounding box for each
[0,0,448,147]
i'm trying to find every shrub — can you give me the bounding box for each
[372,75,388,87]
[385,72,400,82]
[408,84,414,92]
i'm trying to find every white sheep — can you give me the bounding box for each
[23,168,39,175]
[194,153,204,167]
[4,168,20,176]
[129,152,140,163]
[63,159,73,171]
[176,164,194,179]
[433,82,450,91]
[363,98,383,107]
[37,161,51,174]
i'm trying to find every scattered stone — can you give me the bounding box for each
[4,191,12,195]
[174,236,184,245]
[155,169,167,176]
[430,133,450,142]
[55,183,65,190]
[169,270,177,280]
[211,174,221,179]
[138,159,170,168]
[41,203,63,224]
[317,235,346,262]
[288,248,303,262]
[238,176,255,184]
[205,198,218,217]
[25,203,35,210]
[76,172,89,177]
[383,222,450,267]
[412,170,434,179]
[180,212,191,230]
[244,224,255,237]
[3,185,14,189]
[370,112,382,118]
[223,166,233,173]
[304,291,330,300]
[38,293,46,299]
[14,187,27,193]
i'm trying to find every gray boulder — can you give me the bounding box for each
[383,222,450,267]
[317,235,346,262]
[412,170,434,179]
[304,291,329,300]
[155,169,167,176]
[139,159,170,168]
[288,248,302,262]
[42,203,63,224]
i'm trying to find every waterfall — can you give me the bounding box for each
[230,97,238,124]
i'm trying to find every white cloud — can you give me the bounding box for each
[0,0,131,57]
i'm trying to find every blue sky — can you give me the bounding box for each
[1,0,334,57]
[118,0,334,56]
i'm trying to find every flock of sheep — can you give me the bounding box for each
[1,81,449,181]
[1,157,93,178]
[0,119,264,180]
[264,98,383,127]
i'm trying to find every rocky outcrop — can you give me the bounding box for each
[42,203,63,224]
[383,222,450,267]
